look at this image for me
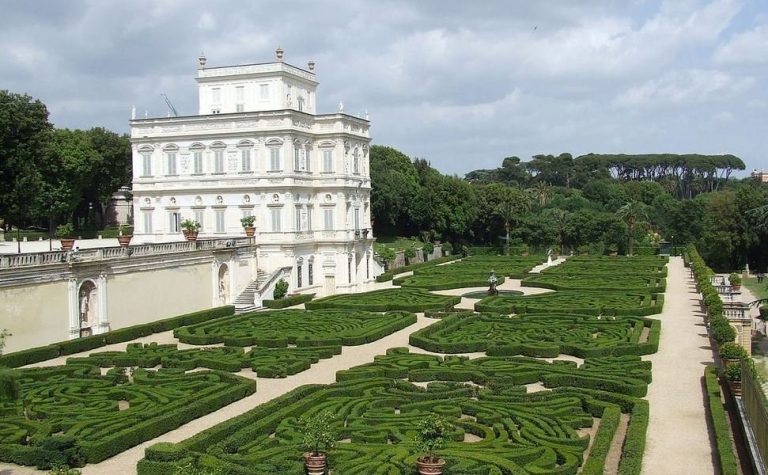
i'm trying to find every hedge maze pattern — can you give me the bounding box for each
[540,256,668,277]
[174,309,416,347]
[66,342,342,378]
[138,348,651,474]
[475,291,665,316]
[392,255,545,290]
[0,365,256,469]
[409,312,660,358]
[522,274,667,292]
[305,288,461,312]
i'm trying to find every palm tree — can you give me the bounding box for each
[529,182,551,208]
[616,201,648,256]
[498,193,531,255]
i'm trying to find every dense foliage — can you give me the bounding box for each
[0,90,131,231]
[372,145,767,271]
[137,348,652,474]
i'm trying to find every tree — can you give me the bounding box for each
[616,201,648,255]
[369,146,420,236]
[0,90,52,229]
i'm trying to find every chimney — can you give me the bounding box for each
[197,52,207,69]
[275,46,284,62]
[308,60,315,72]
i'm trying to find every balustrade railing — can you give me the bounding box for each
[0,238,253,269]
[742,361,768,469]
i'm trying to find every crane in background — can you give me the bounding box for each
[161,93,179,117]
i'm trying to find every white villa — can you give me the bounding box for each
[129,48,375,297]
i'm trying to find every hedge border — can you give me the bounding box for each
[705,365,739,475]
[0,306,235,368]
[263,293,315,309]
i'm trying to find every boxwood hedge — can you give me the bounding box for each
[475,291,664,316]
[304,288,461,312]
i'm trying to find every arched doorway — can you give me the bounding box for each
[218,264,230,305]
[78,280,98,337]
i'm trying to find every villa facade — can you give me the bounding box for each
[129,48,375,296]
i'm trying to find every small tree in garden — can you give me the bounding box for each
[422,242,434,261]
[616,201,648,256]
[404,247,417,265]
[413,414,453,464]
[0,368,20,402]
[299,410,339,456]
[273,278,289,300]
[378,247,396,269]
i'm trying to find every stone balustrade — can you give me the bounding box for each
[0,238,252,269]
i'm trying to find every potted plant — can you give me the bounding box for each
[299,411,338,475]
[719,342,748,368]
[413,414,453,475]
[56,223,76,251]
[180,219,201,241]
[117,224,133,247]
[404,247,417,265]
[724,363,742,397]
[729,272,742,291]
[240,215,256,237]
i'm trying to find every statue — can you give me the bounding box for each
[488,270,499,296]
[546,248,553,267]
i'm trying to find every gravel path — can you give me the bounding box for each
[74,314,438,475]
[641,256,715,474]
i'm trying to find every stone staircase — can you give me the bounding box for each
[234,270,269,314]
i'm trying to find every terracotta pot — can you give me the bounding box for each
[304,452,326,475]
[183,230,198,241]
[60,238,75,251]
[732,284,742,291]
[117,235,133,247]
[729,380,742,397]
[417,458,446,475]
[244,226,255,237]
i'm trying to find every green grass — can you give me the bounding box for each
[743,276,768,301]
[373,236,425,253]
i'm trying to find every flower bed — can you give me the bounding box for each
[174,309,416,347]
[304,288,461,312]
[475,291,664,316]
[0,365,256,468]
[409,312,660,357]
[137,348,652,474]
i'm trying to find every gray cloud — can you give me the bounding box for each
[0,0,766,175]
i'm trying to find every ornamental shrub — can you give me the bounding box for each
[718,342,748,361]
[273,279,289,300]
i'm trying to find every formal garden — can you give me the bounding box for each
[0,251,748,475]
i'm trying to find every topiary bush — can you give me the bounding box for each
[273,279,289,300]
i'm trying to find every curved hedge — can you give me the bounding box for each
[409,312,660,357]
[305,288,461,312]
[137,348,652,474]
[0,365,256,469]
[0,306,235,368]
[522,274,667,292]
[174,309,416,346]
[475,291,664,316]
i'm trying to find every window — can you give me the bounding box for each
[143,211,153,233]
[212,87,221,104]
[297,262,303,288]
[295,206,302,231]
[214,150,224,173]
[354,208,360,232]
[169,212,180,233]
[194,210,204,230]
[241,149,251,172]
[260,84,269,100]
[348,258,352,284]
[270,148,280,171]
[215,209,225,233]
[298,96,304,112]
[166,153,177,175]
[323,150,333,173]
[294,147,300,171]
[193,151,203,174]
[324,208,334,231]
[271,208,281,232]
[236,86,244,112]
[366,255,370,279]
[142,153,152,177]
[307,206,313,231]
[305,149,311,172]
[308,261,314,286]
[353,149,360,174]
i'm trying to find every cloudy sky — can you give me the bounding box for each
[2,0,766,176]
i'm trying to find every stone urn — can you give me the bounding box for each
[182,230,198,241]
[244,226,255,237]
[60,238,76,252]
[729,380,742,397]
[416,458,446,475]
[117,235,133,247]
[303,452,327,475]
